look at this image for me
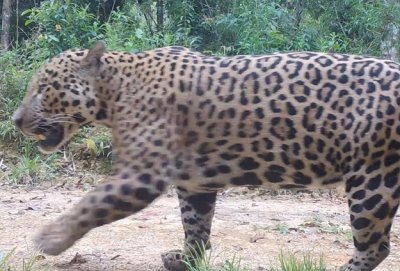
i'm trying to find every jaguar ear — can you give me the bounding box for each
[81,41,106,75]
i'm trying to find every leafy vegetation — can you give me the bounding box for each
[22,0,103,59]
[0,0,398,186]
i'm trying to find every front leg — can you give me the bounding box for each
[35,115,178,255]
[162,188,217,271]
[35,173,166,255]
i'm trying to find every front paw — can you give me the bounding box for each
[34,218,81,255]
[161,249,187,271]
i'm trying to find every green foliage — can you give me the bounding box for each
[200,1,307,54]
[90,133,112,158]
[0,249,15,271]
[7,139,61,184]
[180,244,324,271]
[274,251,326,271]
[182,242,245,271]
[22,0,104,59]
[0,0,399,185]
[159,0,400,55]
[104,2,199,52]
[2,0,400,57]
[103,3,153,51]
[0,51,33,144]
[0,52,29,111]
[303,0,399,55]
[0,248,45,271]
[274,223,290,234]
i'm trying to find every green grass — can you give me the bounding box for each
[0,243,327,271]
[273,251,326,271]
[182,243,245,271]
[2,137,61,185]
[0,120,22,144]
[8,153,61,185]
[182,242,326,271]
[0,124,113,186]
[273,223,290,235]
[0,248,46,271]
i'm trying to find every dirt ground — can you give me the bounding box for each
[1,185,400,271]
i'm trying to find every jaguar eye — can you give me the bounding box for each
[31,94,40,109]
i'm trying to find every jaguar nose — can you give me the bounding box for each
[12,112,23,128]
[14,117,23,128]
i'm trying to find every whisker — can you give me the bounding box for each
[46,119,76,124]
[47,116,72,121]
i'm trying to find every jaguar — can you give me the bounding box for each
[13,41,400,271]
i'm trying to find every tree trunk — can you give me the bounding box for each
[382,25,399,61]
[381,0,399,61]
[156,0,164,33]
[1,0,13,50]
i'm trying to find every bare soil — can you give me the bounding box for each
[1,186,400,271]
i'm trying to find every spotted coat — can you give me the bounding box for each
[13,42,400,271]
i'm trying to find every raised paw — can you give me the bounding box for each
[161,249,187,271]
[34,217,82,255]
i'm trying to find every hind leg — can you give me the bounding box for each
[162,187,217,271]
[341,171,400,271]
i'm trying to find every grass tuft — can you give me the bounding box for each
[273,251,326,271]
[0,248,46,271]
[181,243,325,271]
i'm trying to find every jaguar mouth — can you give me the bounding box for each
[34,124,64,153]
[35,134,46,141]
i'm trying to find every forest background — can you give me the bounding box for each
[0,0,399,183]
